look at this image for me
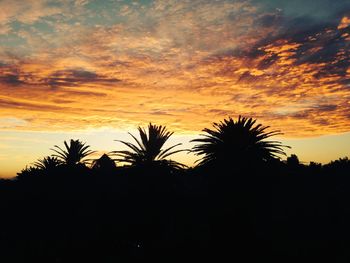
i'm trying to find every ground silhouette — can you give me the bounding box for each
[1,117,350,262]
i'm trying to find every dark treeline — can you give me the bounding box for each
[1,117,350,262]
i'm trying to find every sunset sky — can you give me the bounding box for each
[1,0,350,177]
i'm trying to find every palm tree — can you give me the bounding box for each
[191,116,289,167]
[51,139,95,166]
[112,123,186,169]
[34,156,61,170]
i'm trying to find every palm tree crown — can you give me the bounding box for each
[191,116,289,166]
[34,156,61,170]
[112,123,186,168]
[51,139,95,166]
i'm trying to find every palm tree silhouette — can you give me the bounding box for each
[51,139,95,166]
[191,116,289,167]
[34,156,61,170]
[112,123,186,169]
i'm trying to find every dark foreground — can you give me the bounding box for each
[1,160,350,262]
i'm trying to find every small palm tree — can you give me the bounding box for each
[51,139,95,166]
[112,123,186,169]
[34,156,61,170]
[191,116,289,167]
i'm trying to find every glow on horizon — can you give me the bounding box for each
[1,126,349,178]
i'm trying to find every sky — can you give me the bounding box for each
[0,0,350,177]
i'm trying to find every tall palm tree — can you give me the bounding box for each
[191,116,289,167]
[51,139,95,166]
[112,123,186,169]
[34,156,61,170]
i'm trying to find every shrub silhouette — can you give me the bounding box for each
[286,154,300,166]
[91,153,117,172]
[16,165,41,178]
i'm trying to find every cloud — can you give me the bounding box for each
[0,74,24,85]
[0,97,68,111]
[46,69,121,88]
[338,16,350,29]
[0,0,349,137]
[0,117,27,128]
[0,0,61,29]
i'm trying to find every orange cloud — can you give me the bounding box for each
[338,16,350,30]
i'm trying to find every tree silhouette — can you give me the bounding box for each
[286,154,300,170]
[112,123,186,169]
[51,139,95,166]
[16,165,40,178]
[92,153,117,172]
[191,116,289,167]
[34,156,61,170]
[287,154,300,166]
